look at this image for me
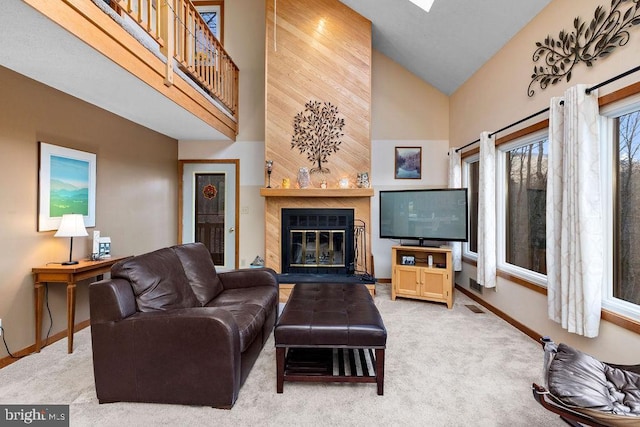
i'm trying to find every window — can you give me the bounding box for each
[615,108,640,306]
[505,137,548,274]
[596,94,640,320]
[463,157,479,257]
[497,130,548,284]
[194,1,224,42]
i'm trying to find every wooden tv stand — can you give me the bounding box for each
[391,245,453,309]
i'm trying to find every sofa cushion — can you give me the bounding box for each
[112,248,198,312]
[205,286,277,352]
[171,242,224,306]
[208,286,278,311]
[206,302,266,352]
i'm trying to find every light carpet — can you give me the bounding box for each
[0,284,562,426]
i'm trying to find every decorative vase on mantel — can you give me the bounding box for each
[297,167,311,189]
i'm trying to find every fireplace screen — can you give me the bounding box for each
[289,230,345,267]
[281,208,354,275]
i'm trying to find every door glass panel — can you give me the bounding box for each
[319,232,330,264]
[332,231,345,265]
[195,173,225,265]
[289,232,303,265]
[304,231,317,265]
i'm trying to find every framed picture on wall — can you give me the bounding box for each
[394,147,422,179]
[38,142,96,231]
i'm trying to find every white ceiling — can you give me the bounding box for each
[0,0,552,141]
[340,0,553,94]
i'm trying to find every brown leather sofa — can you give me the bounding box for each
[89,242,278,408]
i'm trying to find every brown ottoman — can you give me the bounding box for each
[274,283,387,395]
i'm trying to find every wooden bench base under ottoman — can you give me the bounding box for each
[274,283,387,395]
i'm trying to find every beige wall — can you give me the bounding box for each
[372,50,449,140]
[224,0,266,142]
[0,65,178,359]
[451,0,640,146]
[451,0,640,361]
[370,50,451,278]
[179,0,268,266]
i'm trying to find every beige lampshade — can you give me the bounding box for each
[54,214,88,238]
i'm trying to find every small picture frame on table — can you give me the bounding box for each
[401,255,416,265]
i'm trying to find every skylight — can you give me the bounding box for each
[408,0,435,12]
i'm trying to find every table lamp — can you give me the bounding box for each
[55,214,88,265]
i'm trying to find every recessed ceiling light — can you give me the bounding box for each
[408,0,435,13]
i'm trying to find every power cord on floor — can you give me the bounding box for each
[1,284,55,360]
[44,283,53,345]
[1,325,23,360]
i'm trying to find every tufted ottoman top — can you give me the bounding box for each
[275,283,387,348]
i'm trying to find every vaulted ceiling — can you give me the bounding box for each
[340,0,553,94]
[0,0,554,141]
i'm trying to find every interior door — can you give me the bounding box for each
[180,160,238,269]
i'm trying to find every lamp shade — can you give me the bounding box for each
[54,214,88,238]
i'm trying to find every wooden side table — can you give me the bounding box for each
[32,256,129,354]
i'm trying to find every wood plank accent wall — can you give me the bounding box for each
[263,0,373,274]
[265,0,372,185]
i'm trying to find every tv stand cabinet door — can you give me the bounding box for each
[393,266,420,299]
[420,269,447,301]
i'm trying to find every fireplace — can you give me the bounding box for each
[281,208,355,275]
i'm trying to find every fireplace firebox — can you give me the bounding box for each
[281,208,355,275]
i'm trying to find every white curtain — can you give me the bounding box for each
[448,147,462,271]
[477,131,496,288]
[546,84,603,338]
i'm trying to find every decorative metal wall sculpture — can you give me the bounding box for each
[528,0,640,97]
[291,100,345,174]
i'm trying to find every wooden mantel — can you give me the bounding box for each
[260,188,374,198]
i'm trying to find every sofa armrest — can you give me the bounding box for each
[91,307,243,406]
[218,267,278,291]
[90,278,137,323]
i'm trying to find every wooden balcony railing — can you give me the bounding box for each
[112,0,238,117]
[113,0,163,45]
[170,0,238,116]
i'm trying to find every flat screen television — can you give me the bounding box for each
[379,188,469,244]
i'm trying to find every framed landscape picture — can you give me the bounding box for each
[38,142,96,231]
[394,147,422,179]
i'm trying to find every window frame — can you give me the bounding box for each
[496,128,549,287]
[462,154,479,261]
[600,93,640,321]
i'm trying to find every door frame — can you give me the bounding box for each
[178,159,240,269]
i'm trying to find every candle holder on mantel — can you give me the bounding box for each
[265,160,273,188]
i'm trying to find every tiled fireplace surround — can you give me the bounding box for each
[260,189,373,277]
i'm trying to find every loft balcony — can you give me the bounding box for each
[1,0,238,140]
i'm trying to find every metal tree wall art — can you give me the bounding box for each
[291,100,345,174]
[528,0,640,97]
